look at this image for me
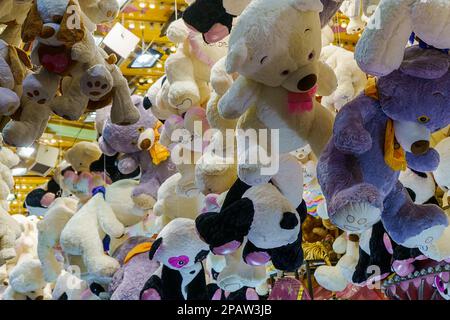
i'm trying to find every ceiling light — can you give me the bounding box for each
[12,168,27,176]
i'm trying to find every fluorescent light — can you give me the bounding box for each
[17,147,35,158]
[12,168,27,176]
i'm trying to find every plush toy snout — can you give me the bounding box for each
[394,120,431,155]
[137,129,155,151]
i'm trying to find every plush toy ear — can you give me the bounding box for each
[268,228,303,271]
[57,0,85,47]
[399,46,450,80]
[195,198,254,248]
[220,178,252,209]
[226,39,248,74]
[318,0,342,28]
[148,237,162,260]
[8,46,32,85]
[289,0,324,12]
[355,1,413,76]
[21,1,43,43]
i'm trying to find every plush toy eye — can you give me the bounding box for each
[304,28,311,33]
[308,51,315,60]
[178,260,185,266]
[417,115,430,124]
[281,70,290,76]
[137,127,145,133]
[131,141,137,145]
[260,56,268,64]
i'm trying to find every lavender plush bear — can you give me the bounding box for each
[318,46,450,250]
[99,96,176,210]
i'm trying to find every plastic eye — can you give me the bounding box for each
[418,115,430,124]
[137,127,145,133]
[178,261,185,265]
[260,56,268,64]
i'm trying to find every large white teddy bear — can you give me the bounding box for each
[355,0,450,76]
[59,180,148,283]
[319,44,368,112]
[164,18,228,113]
[218,0,337,186]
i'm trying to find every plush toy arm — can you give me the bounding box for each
[405,148,440,172]
[333,95,377,155]
[218,76,259,119]
[0,56,15,89]
[211,57,234,96]
[166,19,190,44]
[269,231,304,272]
[316,60,338,97]
[354,0,414,76]
[140,273,163,300]
[117,155,139,175]
[0,231,17,263]
[37,234,62,283]
[95,194,125,238]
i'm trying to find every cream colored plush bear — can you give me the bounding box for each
[5,0,139,148]
[2,258,50,300]
[153,173,206,229]
[218,0,337,186]
[320,44,367,112]
[37,197,79,282]
[195,57,238,195]
[64,141,102,173]
[164,18,228,113]
[0,0,33,46]
[0,208,22,267]
[59,179,148,282]
[0,136,20,210]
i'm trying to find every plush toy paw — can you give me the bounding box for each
[314,265,348,292]
[88,255,120,278]
[384,203,448,249]
[80,65,113,101]
[168,81,200,112]
[330,183,383,232]
[405,148,440,172]
[0,88,20,115]
[334,125,372,155]
[23,74,55,105]
[141,288,161,300]
[2,121,41,147]
[132,193,156,210]
[420,225,450,261]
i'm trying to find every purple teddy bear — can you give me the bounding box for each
[318,46,450,250]
[99,96,176,210]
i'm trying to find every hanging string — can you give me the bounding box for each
[175,0,178,21]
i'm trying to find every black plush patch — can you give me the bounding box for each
[221,178,252,209]
[195,250,210,263]
[90,283,105,296]
[280,212,299,230]
[57,292,68,300]
[352,248,371,284]
[90,154,140,183]
[269,230,304,272]
[149,237,163,260]
[410,168,428,178]
[143,96,152,110]
[406,188,417,202]
[186,264,208,300]
[182,0,233,40]
[196,198,254,247]
[296,200,308,224]
[140,274,166,300]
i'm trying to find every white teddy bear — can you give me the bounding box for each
[218,0,337,186]
[340,0,380,35]
[164,18,228,113]
[320,44,368,112]
[59,179,148,283]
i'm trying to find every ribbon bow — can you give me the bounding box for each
[150,121,171,165]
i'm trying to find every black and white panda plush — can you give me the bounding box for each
[399,168,437,205]
[140,218,210,300]
[196,178,306,272]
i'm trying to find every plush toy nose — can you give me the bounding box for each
[297,74,317,91]
[411,140,430,155]
[138,128,155,150]
[280,212,299,230]
[35,296,44,300]
[140,139,152,150]
[40,26,55,39]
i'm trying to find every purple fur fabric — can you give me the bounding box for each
[109,237,160,300]
[318,46,450,248]
[99,98,176,200]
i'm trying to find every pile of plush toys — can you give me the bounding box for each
[0,0,449,300]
